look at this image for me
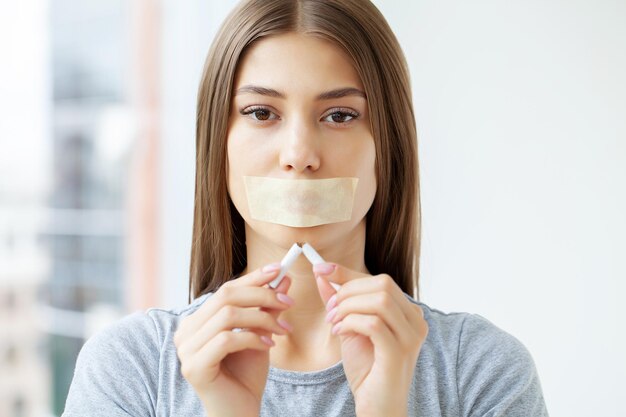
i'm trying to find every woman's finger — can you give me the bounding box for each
[313,263,369,310]
[327,291,414,347]
[334,274,418,324]
[263,272,291,294]
[315,275,337,307]
[312,262,369,287]
[225,263,283,288]
[258,275,294,342]
[182,330,274,384]
[178,275,293,337]
[332,313,397,357]
[178,305,292,356]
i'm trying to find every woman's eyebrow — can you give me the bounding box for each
[234,84,367,100]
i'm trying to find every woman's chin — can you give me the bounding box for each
[250,221,343,250]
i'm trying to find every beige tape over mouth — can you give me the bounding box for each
[244,176,359,227]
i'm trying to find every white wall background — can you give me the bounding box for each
[158,0,235,308]
[158,1,626,416]
[0,1,51,203]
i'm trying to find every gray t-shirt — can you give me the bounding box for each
[62,292,549,416]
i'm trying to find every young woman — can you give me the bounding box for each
[63,1,549,416]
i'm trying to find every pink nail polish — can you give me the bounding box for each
[277,319,293,332]
[331,322,341,335]
[326,294,337,311]
[260,335,275,346]
[313,263,335,275]
[277,293,294,306]
[262,263,281,273]
[325,307,338,323]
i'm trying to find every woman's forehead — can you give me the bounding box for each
[233,33,364,94]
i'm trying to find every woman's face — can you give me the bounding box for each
[227,32,376,249]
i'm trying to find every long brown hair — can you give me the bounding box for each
[189,0,421,302]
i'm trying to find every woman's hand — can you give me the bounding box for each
[314,264,428,417]
[173,264,294,417]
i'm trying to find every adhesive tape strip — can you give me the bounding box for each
[244,176,359,227]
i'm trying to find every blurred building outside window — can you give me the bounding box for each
[1,1,160,415]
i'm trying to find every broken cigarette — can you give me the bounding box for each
[268,242,341,291]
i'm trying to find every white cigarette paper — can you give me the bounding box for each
[267,242,341,291]
[244,176,359,228]
[302,243,341,291]
[269,243,303,289]
[301,242,324,265]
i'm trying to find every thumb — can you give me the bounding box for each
[315,275,337,307]
[262,275,292,320]
[257,275,292,339]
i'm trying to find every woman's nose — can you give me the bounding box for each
[278,120,321,173]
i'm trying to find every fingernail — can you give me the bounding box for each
[262,263,281,273]
[326,294,337,311]
[277,293,294,306]
[325,306,338,323]
[260,335,275,346]
[331,322,341,335]
[313,263,335,275]
[277,319,293,332]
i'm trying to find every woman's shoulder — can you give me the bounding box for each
[408,296,548,416]
[403,292,532,357]
[143,292,214,332]
[74,293,214,373]
[64,294,215,415]
[404,293,538,370]
[403,293,547,416]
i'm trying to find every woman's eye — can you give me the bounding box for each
[323,110,359,124]
[239,106,359,125]
[240,106,279,122]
